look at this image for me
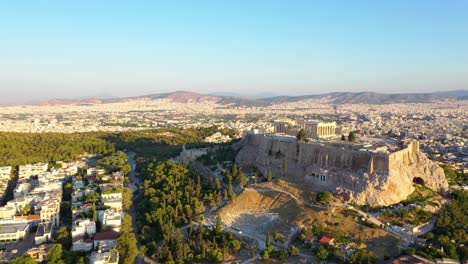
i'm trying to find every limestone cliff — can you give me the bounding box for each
[236,134,449,206]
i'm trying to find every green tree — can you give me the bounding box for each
[348,131,356,142]
[296,129,307,142]
[316,246,329,261]
[75,256,86,264]
[19,204,32,216]
[232,163,239,177]
[260,249,270,260]
[349,249,379,264]
[117,214,139,264]
[289,245,299,256]
[250,246,256,258]
[237,173,248,187]
[278,249,289,260]
[121,164,132,176]
[215,215,223,234]
[92,202,97,222]
[273,229,280,242]
[122,187,133,211]
[230,239,242,252]
[56,227,72,250]
[266,231,271,247]
[316,192,333,205]
[267,167,273,182]
[283,159,288,176]
[47,244,65,264]
[10,254,37,264]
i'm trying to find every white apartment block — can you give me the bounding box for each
[72,219,96,238]
[87,168,105,176]
[100,209,122,232]
[0,223,29,244]
[18,163,49,179]
[0,166,12,175]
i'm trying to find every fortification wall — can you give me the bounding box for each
[246,134,389,174]
[237,134,448,206]
[388,141,419,167]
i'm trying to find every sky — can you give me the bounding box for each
[0,1,467,103]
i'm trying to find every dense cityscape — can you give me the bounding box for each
[0,91,466,264]
[1,1,467,263]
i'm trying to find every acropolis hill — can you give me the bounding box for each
[236,134,449,206]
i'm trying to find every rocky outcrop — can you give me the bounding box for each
[236,134,449,206]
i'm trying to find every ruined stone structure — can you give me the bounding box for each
[274,120,336,139]
[236,134,449,206]
[305,121,336,139]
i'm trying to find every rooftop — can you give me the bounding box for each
[0,223,28,234]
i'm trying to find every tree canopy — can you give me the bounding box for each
[296,129,307,142]
[349,249,379,264]
[348,131,356,142]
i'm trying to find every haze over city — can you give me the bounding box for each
[1,0,468,104]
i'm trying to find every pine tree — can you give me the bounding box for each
[267,167,273,182]
[47,244,64,264]
[296,128,307,142]
[117,214,139,264]
[232,163,239,178]
[215,215,223,234]
[250,246,256,258]
[266,231,271,247]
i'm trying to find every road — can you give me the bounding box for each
[126,152,145,264]
[334,203,417,246]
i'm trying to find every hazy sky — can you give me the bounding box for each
[1,1,467,103]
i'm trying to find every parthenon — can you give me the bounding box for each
[274,119,336,139]
[305,121,336,139]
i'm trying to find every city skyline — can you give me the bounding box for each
[1,1,468,103]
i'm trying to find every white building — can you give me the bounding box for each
[72,219,96,238]
[39,200,61,227]
[0,223,29,244]
[87,168,105,176]
[0,166,12,175]
[100,209,122,232]
[0,206,16,219]
[90,250,119,264]
[35,222,52,245]
[204,132,231,143]
[18,163,48,179]
[103,199,122,211]
[0,166,12,180]
[14,182,30,198]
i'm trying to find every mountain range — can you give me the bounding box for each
[32,90,467,106]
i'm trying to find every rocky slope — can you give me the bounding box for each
[236,134,448,206]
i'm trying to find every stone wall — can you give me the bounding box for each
[236,134,448,206]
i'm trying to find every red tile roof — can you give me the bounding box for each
[93,230,119,241]
[319,235,334,245]
[27,214,41,220]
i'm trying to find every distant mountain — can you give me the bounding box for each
[34,98,104,106]
[144,91,220,103]
[432,90,468,98]
[30,90,466,106]
[139,91,265,106]
[260,91,463,104]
